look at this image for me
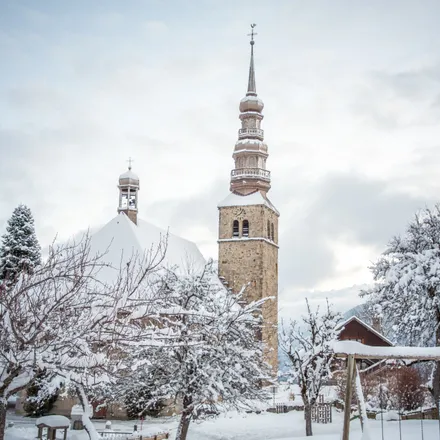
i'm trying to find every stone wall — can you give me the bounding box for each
[124,209,137,225]
[218,201,279,372]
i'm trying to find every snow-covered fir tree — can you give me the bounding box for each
[23,369,59,417]
[279,299,341,437]
[362,204,440,403]
[0,204,41,285]
[116,261,271,440]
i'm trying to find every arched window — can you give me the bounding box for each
[233,220,239,237]
[271,223,275,241]
[267,220,271,239]
[243,220,249,237]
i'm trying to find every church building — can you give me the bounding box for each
[217,28,279,372]
[15,29,279,419]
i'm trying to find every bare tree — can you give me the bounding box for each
[115,261,272,440]
[279,299,341,437]
[0,232,167,440]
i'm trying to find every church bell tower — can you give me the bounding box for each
[118,159,140,225]
[218,25,279,373]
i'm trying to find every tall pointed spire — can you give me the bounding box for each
[229,24,271,195]
[247,24,257,95]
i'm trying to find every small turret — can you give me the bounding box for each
[118,158,139,225]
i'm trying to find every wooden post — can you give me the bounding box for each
[355,370,363,431]
[342,354,356,440]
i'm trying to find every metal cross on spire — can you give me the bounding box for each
[247,23,257,46]
[127,157,134,170]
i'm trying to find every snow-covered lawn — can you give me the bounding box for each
[5,410,440,439]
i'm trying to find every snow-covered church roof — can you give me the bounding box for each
[89,213,205,274]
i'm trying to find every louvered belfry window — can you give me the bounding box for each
[243,220,249,237]
[233,220,239,237]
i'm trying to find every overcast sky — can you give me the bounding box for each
[2,0,440,319]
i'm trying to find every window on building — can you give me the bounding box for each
[271,223,275,241]
[243,220,249,237]
[233,220,239,237]
[267,220,270,239]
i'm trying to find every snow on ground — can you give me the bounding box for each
[6,408,440,440]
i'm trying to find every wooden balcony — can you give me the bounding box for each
[238,128,264,139]
[231,168,271,181]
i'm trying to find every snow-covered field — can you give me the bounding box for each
[5,409,440,440]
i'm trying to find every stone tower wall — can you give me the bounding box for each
[218,203,279,372]
[122,209,137,225]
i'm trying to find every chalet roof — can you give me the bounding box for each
[336,315,394,347]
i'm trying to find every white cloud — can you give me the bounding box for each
[2,1,440,317]
[144,20,168,35]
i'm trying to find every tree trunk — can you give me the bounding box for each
[175,411,191,440]
[0,401,7,440]
[303,398,313,437]
[76,386,100,440]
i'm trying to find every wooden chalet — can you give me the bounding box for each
[336,316,393,372]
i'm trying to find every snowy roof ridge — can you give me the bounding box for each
[218,191,279,215]
[118,212,144,251]
[337,315,394,347]
[88,213,206,279]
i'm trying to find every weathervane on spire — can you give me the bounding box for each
[248,23,257,46]
[127,157,134,170]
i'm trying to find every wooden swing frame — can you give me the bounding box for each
[333,342,440,440]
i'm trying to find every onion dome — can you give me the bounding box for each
[240,94,264,113]
[119,167,139,187]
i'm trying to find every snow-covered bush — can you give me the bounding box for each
[23,369,60,417]
[339,366,429,413]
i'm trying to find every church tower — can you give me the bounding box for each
[218,26,279,373]
[118,159,140,225]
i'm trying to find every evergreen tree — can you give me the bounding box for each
[23,369,59,417]
[362,205,440,403]
[124,384,165,419]
[0,204,41,285]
